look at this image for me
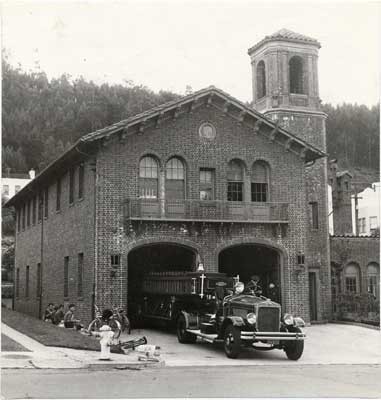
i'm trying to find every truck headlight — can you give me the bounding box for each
[283,313,294,325]
[247,313,256,325]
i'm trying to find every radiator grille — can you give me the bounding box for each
[257,306,280,332]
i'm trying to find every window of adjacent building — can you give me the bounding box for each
[22,203,26,230]
[25,265,30,298]
[345,263,360,294]
[289,56,305,94]
[369,216,378,230]
[139,156,158,199]
[165,158,185,199]
[310,202,319,229]
[56,178,61,211]
[16,268,20,298]
[77,253,84,297]
[359,217,366,234]
[26,200,31,227]
[64,257,69,298]
[38,192,43,222]
[78,164,84,199]
[199,169,215,200]
[227,160,244,201]
[251,161,269,202]
[367,263,379,298]
[256,60,266,99]
[2,185,9,196]
[32,196,36,225]
[15,185,21,193]
[36,263,41,298]
[69,168,75,204]
[44,187,49,218]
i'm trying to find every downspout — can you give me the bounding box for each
[39,198,44,319]
[92,159,98,321]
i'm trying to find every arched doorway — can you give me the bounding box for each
[218,244,282,303]
[127,243,196,323]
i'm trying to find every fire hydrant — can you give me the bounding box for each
[98,324,115,360]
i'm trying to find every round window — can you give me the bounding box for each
[199,122,216,140]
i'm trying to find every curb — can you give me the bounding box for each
[86,359,165,370]
[329,320,380,331]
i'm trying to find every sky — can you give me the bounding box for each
[1,0,380,106]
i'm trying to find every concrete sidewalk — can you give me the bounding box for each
[2,322,380,369]
[126,323,381,367]
[1,323,164,370]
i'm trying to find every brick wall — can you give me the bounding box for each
[14,161,95,324]
[330,235,380,294]
[94,104,315,321]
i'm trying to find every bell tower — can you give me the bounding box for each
[248,28,325,150]
[248,29,331,322]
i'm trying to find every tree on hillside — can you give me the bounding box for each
[2,53,181,174]
[2,52,379,175]
[323,103,380,171]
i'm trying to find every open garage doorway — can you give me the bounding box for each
[219,244,282,304]
[127,243,196,324]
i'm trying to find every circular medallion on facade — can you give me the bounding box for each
[199,122,216,140]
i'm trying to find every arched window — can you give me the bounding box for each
[367,263,379,298]
[165,158,185,199]
[289,56,304,94]
[251,161,269,202]
[227,160,244,201]
[139,156,158,198]
[345,263,360,294]
[256,60,266,99]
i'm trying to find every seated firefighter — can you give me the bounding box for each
[245,275,262,296]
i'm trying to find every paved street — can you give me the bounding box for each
[3,364,381,398]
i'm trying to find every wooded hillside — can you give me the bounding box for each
[2,57,379,176]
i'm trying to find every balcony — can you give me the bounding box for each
[124,198,288,224]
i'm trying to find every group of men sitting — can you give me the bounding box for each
[43,303,82,330]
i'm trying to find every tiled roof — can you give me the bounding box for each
[248,28,321,54]
[1,173,30,179]
[5,85,326,207]
[330,234,380,239]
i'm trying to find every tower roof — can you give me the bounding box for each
[248,28,321,55]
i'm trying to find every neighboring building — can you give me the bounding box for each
[328,162,379,324]
[7,29,332,325]
[2,170,35,200]
[355,183,380,236]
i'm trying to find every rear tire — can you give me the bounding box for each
[177,315,197,344]
[284,327,304,360]
[223,324,241,358]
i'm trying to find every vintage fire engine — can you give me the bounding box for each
[140,269,305,359]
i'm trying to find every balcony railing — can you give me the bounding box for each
[124,198,288,223]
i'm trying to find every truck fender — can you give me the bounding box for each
[221,316,245,332]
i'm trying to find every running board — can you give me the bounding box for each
[187,329,221,344]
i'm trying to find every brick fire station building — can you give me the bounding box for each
[8,29,332,324]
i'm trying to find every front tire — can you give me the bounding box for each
[223,324,241,358]
[177,315,197,344]
[284,327,304,360]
